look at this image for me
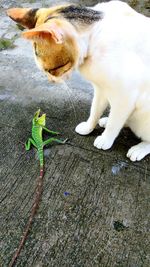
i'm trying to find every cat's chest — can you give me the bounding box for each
[79,54,111,89]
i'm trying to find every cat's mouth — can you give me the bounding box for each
[47,60,72,77]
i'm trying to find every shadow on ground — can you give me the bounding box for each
[0,1,150,267]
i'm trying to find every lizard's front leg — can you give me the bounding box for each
[43,127,60,135]
[25,138,37,150]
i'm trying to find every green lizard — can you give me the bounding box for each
[25,108,65,177]
[9,109,66,267]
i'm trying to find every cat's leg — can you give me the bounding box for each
[126,109,150,161]
[75,85,108,135]
[99,116,129,128]
[94,97,135,150]
[99,117,108,128]
[127,142,150,161]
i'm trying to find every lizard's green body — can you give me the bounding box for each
[25,109,64,177]
[9,109,65,267]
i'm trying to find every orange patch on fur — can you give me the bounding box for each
[7,8,38,29]
[7,8,30,20]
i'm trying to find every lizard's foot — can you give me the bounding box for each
[25,142,30,151]
[59,138,69,144]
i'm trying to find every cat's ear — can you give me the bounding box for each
[7,8,39,29]
[22,23,63,44]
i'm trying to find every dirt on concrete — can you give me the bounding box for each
[0,1,150,267]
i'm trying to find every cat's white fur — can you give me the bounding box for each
[74,0,150,161]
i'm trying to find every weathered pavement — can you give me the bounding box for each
[0,1,150,266]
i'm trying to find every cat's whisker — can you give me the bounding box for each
[62,80,78,124]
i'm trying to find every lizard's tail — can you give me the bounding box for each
[9,168,44,267]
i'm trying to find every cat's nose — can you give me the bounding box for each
[47,73,63,84]
[65,72,71,80]
[50,78,56,84]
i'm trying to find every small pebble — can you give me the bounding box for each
[64,192,70,196]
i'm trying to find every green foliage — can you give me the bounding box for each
[0,38,15,51]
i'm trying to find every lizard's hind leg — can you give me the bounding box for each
[25,138,37,150]
[43,138,66,146]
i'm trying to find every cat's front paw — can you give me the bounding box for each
[94,135,113,150]
[75,122,94,135]
[127,142,150,161]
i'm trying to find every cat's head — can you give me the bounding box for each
[7,5,102,83]
[7,6,79,82]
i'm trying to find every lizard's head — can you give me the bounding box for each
[33,109,46,126]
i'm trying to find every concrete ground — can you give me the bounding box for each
[0,1,150,266]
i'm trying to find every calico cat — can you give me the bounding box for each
[7,1,150,161]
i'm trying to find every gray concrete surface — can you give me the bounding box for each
[0,1,150,267]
